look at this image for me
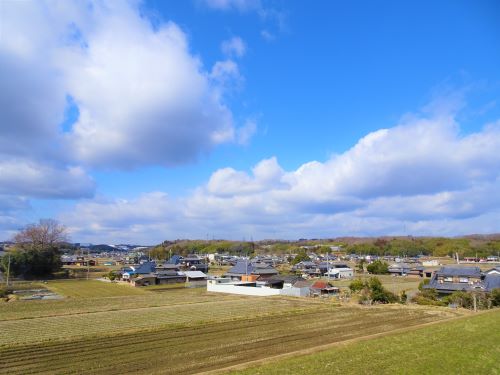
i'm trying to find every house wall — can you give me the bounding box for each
[339,270,353,278]
[207,281,281,296]
[157,277,186,285]
[280,287,310,297]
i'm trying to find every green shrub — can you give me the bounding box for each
[291,250,310,265]
[418,279,430,291]
[445,291,474,309]
[366,260,389,275]
[0,286,13,298]
[410,295,446,306]
[400,290,407,304]
[491,289,500,307]
[353,277,399,304]
[349,278,365,292]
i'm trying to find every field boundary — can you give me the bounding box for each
[197,308,485,375]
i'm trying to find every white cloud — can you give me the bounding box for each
[210,59,243,84]
[60,3,236,168]
[59,104,500,242]
[206,157,284,196]
[221,36,246,58]
[1,1,239,171]
[260,30,276,41]
[201,0,261,12]
[0,160,95,199]
[236,119,257,145]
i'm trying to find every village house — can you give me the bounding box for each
[207,275,311,297]
[224,260,278,281]
[61,255,97,267]
[121,261,156,280]
[164,254,209,272]
[388,263,412,276]
[292,261,322,277]
[425,266,484,294]
[324,263,354,279]
[120,260,208,286]
[155,270,187,284]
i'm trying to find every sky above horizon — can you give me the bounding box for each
[1,0,500,244]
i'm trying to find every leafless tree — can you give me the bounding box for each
[13,219,69,250]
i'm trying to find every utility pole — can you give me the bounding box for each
[87,249,90,280]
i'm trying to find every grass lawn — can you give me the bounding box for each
[0,304,458,375]
[231,310,500,375]
[44,279,148,298]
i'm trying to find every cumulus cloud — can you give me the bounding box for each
[60,3,236,168]
[221,36,246,58]
[59,105,500,242]
[0,160,95,199]
[1,1,239,171]
[0,0,253,237]
[206,157,284,196]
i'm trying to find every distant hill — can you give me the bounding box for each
[89,244,119,252]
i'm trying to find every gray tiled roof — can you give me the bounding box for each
[389,263,412,269]
[484,274,500,291]
[435,266,481,277]
[426,281,479,292]
[134,261,156,274]
[425,266,500,293]
[226,260,253,275]
[226,260,278,276]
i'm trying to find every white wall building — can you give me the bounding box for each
[207,278,310,297]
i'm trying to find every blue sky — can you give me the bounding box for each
[1,0,500,244]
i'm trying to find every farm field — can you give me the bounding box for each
[0,296,327,347]
[62,265,117,279]
[43,279,148,298]
[231,309,500,375]
[0,304,459,375]
[0,287,243,320]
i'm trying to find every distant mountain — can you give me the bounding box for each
[89,244,119,252]
[86,244,150,252]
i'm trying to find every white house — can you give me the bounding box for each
[325,264,354,279]
[207,278,310,297]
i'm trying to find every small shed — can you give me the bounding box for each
[311,281,339,296]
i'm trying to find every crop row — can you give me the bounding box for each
[0,288,242,320]
[0,307,447,375]
[0,298,327,347]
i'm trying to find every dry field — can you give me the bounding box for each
[0,296,324,347]
[43,279,149,298]
[0,303,458,375]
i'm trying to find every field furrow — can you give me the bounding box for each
[0,306,455,375]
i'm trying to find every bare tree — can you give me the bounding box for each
[13,219,69,250]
